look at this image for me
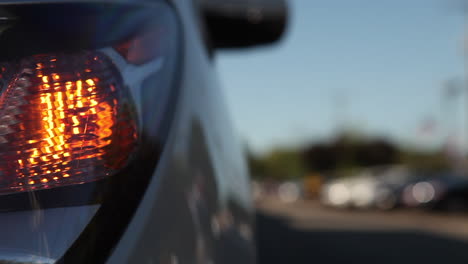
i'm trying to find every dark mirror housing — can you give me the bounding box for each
[200,0,288,49]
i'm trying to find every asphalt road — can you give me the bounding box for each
[255,198,468,264]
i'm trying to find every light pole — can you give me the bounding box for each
[442,79,463,168]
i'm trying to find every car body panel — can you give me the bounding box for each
[107,0,254,263]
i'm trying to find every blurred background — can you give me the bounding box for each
[217,0,468,263]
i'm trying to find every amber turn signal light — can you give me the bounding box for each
[0,52,137,194]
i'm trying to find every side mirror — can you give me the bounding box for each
[201,0,288,49]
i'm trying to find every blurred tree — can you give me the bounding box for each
[355,140,398,167]
[246,131,451,181]
[247,147,306,180]
[399,150,450,171]
[302,143,337,172]
[246,148,268,179]
[302,132,398,173]
[263,149,306,179]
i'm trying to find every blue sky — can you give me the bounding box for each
[216,0,466,154]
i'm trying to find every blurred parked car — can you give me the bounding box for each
[321,166,418,210]
[402,172,468,212]
[320,173,377,209]
[321,165,468,214]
